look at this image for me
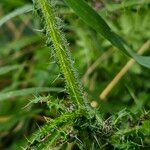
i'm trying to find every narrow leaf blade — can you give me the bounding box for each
[64,0,150,68]
[0,4,32,27]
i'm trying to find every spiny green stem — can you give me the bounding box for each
[36,0,89,110]
[27,111,80,148]
[38,123,72,149]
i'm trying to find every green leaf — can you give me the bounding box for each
[103,0,150,12]
[64,0,150,68]
[0,36,41,55]
[0,65,22,75]
[27,111,80,149]
[0,4,32,27]
[0,87,64,101]
[0,109,41,132]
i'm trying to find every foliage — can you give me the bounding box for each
[0,0,150,149]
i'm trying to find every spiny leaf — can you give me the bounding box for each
[26,111,80,149]
[64,0,150,68]
[36,123,70,150]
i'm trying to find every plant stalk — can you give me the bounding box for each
[36,0,89,110]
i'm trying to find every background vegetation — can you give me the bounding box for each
[0,0,150,149]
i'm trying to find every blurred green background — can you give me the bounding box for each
[0,0,149,149]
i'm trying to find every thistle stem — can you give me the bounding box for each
[37,0,89,110]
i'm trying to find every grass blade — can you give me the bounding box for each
[0,87,64,101]
[64,0,150,68]
[0,36,41,55]
[0,65,22,75]
[0,4,32,27]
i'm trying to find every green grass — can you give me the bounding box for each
[0,0,150,149]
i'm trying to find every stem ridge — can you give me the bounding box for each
[35,0,90,110]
